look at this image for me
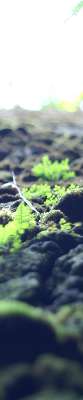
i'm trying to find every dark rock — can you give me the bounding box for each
[0,244,60,306]
[49,244,83,311]
[53,231,83,253]
[56,191,83,222]
[0,128,12,138]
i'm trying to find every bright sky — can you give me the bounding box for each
[0,0,83,109]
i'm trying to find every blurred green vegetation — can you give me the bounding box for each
[0,182,80,250]
[0,156,81,250]
[72,1,83,16]
[42,92,83,112]
[32,156,75,181]
[0,203,36,251]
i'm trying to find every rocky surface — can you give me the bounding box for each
[0,108,83,399]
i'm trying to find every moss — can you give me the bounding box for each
[60,218,72,232]
[32,156,75,181]
[46,184,81,207]
[1,358,83,400]
[41,210,64,224]
[23,182,51,200]
[0,300,83,339]
[0,203,36,251]
[22,390,79,400]
[0,301,83,358]
[23,182,81,208]
[45,185,66,207]
[0,302,83,399]
[0,182,82,251]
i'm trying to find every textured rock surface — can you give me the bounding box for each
[56,191,83,222]
[48,244,83,311]
[0,109,83,399]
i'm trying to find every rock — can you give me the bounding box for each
[0,301,83,399]
[49,244,83,311]
[56,191,83,222]
[0,243,61,307]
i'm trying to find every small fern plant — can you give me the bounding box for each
[32,155,75,181]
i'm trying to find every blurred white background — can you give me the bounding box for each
[0,0,83,110]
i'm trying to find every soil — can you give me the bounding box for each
[0,108,83,400]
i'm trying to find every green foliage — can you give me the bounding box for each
[72,1,83,15]
[23,182,80,207]
[0,180,81,250]
[32,156,75,181]
[15,203,36,231]
[74,92,83,109]
[0,203,36,251]
[65,183,80,192]
[23,182,51,200]
[23,183,63,207]
[42,99,77,112]
[45,183,80,206]
[60,218,72,232]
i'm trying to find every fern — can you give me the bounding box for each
[0,203,36,251]
[32,156,75,181]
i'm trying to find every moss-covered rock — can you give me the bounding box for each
[1,113,83,399]
[0,301,83,399]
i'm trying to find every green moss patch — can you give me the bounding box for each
[23,182,80,207]
[0,300,83,344]
[0,302,83,398]
[0,181,82,250]
[60,218,72,232]
[0,203,36,251]
[23,182,51,201]
[32,156,75,181]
